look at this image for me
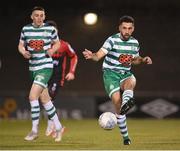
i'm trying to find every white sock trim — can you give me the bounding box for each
[43,101,53,110]
[30,100,39,106]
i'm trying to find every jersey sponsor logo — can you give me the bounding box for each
[29,40,44,51]
[119,54,132,67]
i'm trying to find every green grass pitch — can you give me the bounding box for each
[0,118,180,150]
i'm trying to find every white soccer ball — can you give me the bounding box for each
[98,112,117,130]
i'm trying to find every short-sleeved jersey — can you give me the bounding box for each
[101,33,140,73]
[19,23,59,71]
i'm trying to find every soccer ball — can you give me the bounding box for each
[98,112,117,130]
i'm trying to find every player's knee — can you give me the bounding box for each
[123,77,136,89]
[129,80,136,88]
[29,94,38,101]
[39,94,50,104]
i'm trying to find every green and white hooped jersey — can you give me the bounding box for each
[19,23,59,71]
[101,33,140,73]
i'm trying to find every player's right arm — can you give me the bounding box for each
[131,56,152,65]
[18,41,31,59]
[83,48,106,61]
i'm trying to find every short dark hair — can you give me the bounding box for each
[46,20,58,29]
[119,15,134,25]
[32,6,45,13]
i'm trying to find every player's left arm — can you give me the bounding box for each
[131,56,152,65]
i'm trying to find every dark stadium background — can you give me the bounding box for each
[0,0,180,119]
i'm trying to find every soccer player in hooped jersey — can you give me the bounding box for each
[18,6,65,142]
[45,20,78,136]
[83,15,152,145]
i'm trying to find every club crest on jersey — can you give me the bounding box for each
[131,46,138,51]
[43,30,50,37]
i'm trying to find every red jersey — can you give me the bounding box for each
[51,40,78,86]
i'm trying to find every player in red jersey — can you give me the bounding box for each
[45,20,78,136]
